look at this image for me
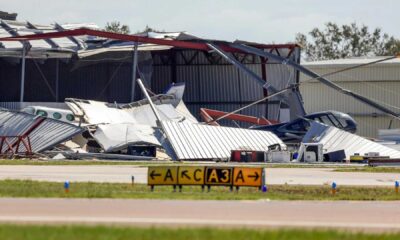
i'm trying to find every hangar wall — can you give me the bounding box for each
[300,59,400,138]
[0,47,300,125]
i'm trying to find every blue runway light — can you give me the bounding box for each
[331,182,337,195]
[64,181,70,193]
[262,185,268,192]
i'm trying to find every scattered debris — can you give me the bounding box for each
[60,151,154,161]
[0,109,84,157]
[302,121,400,160]
[52,153,66,160]
[93,123,160,152]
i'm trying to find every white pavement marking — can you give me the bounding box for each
[0,165,398,186]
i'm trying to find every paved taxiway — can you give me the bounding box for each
[0,165,398,186]
[0,198,399,231]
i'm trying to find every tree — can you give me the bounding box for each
[104,21,130,34]
[296,22,400,61]
[136,25,163,33]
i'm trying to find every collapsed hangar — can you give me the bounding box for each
[0,19,303,125]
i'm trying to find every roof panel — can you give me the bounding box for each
[302,121,400,159]
[159,121,286,160]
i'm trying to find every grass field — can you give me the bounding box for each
[2,159,400,174]
[0,224,399,240]
[1,179,400,200]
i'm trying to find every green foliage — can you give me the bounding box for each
[1,180,400,200]
[0,224,399,240]
[296,22,400,61]
[104,21,130,34]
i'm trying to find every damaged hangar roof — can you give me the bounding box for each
[0,19,99,58]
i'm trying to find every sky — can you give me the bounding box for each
[2,0,399,43]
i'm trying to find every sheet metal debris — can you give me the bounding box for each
[158,121,286,160]
[93,123,160,152]
[0,109,84,154]
[65,99,137,125]
[59,151,154,161]
[65,83,198,154]
[302,121,400,160]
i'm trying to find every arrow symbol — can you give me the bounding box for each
[150,170,161,180]
[181,170,191,180]
[248,172,260,181]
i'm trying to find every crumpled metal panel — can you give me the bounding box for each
[0,110,84,153]
[159,121,286,160]
[302,121,400,159]
[93,123,160,152]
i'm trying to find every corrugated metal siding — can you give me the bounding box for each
[198,65,240,102]
[300,63,400,138]
[301,65,400,82]
[160,120,285,160]
[151,66,171,94]
[0,59,134,104]
[353,116,400,138]
[0,110,83,153]
[1,47,301,126]
[238,64,264,101]
[150,48,299,126]
[176,65,200,102]
[303,121,400,159]
[300,81,400,114]
[0,60,20,102]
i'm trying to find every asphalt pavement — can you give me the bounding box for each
[0,198,399,231]
[0,165,398,186]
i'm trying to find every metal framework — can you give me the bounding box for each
[0,136,33,157]
[200,108,279,126]
[0,117,44,158]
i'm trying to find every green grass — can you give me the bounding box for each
[0,159,360,168]
[0,224,399,240]
[1,179,400,200]
[335,167,400,173]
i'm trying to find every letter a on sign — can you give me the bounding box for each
[148,166,178,186]
[233,167,263,187]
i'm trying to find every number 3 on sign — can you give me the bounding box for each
[220,169,229,183]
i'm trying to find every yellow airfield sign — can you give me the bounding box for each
[148,166,178,185]
[177,166,205,185]
[233,167,263,187]
[204,167,233,186]
[147,166,264,189]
